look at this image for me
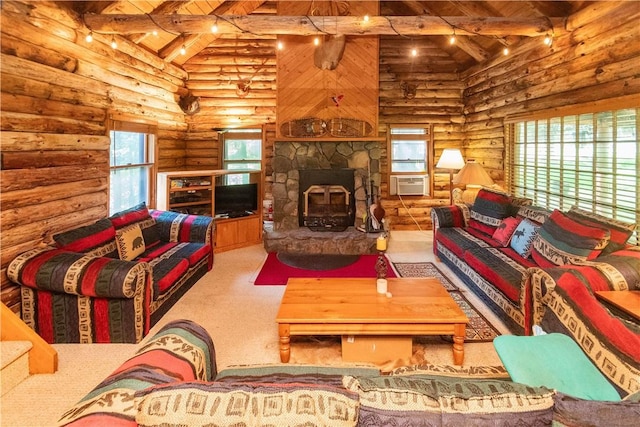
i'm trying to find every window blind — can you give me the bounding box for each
[507,108,639,244]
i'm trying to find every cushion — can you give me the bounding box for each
[531,209,611,267]
[115,224,146,261]
[516,204,553,225]
[53,218,118,258]
[510,218,540,258]
[343,374,554,426]
[493,333,621,401]
[552,392,640,426]
[468,188,512,236]
[134,381,360,427]
[110,202,161,248]
[492,216,521,247]
[566,205,636,255]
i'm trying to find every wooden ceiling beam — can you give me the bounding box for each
[401,1,490,64]
[162,1,266,64]
[83,14,559,37]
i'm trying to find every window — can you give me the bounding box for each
[109,119,157,215]
[507,108,639,243]
[388,126,432,173]
[221,128,262,184]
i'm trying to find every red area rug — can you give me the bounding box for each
[254,252,396,286]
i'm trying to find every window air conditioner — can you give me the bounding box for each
[390,175,429,196]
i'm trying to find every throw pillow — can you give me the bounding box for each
[510,218,540,258]
[115,224,146,261]
[566,205,636,255]
[134,381,360,427]
[492,217,522,247]
[531,209,611,267]
[53,218,118,258]
[468,188,513,236]
[110,202,161,248]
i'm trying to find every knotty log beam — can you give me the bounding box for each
[84,14,557,37]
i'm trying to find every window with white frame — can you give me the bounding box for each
[389,126,432,173]
[221,128,262,184]
[109,119,157,215]
[507,108,639,243]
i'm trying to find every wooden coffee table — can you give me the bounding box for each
[276,277,469,365]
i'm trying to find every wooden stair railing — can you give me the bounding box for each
[1,303,58,374]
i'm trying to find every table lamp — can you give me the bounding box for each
[436,148,465,204]
[453,159,495,204]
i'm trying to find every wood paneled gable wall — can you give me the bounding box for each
[2,0,640,315]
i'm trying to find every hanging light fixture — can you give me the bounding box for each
[85,32,93,43]
[449,29,456,45]
[110,36,117,49]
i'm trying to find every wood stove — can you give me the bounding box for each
[303,185,352,231]
[299,169,355,231]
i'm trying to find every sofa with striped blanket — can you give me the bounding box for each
[58,319,639,427]
[7,203,214,344]
[431,188,639,395]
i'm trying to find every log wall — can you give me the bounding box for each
[461,1,640,190]
[0,1,189,313]
[378,36,466,230]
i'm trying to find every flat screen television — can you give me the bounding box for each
[214,183,258,216]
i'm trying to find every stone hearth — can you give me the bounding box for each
[263,227,379,255]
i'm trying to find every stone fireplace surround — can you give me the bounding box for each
[263,141,383,254]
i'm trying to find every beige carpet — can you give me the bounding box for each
[0,231,510,427]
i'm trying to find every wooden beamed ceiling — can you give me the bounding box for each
[68,0,599,72]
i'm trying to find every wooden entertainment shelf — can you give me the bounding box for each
[157,169,263,253]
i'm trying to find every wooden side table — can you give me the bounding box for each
[595,291,640,321]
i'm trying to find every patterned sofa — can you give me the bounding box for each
[431,188,639,394]
[7,203,214,344]
[58,319,640,427]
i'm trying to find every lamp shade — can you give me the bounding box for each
[453,160,494,186]
[436,149,465,170]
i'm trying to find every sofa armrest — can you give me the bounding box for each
[150,210,214,246]
[431,204,469,230]
[7,247,150,299]
[527,248,640,329]
[58,319,217,426]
